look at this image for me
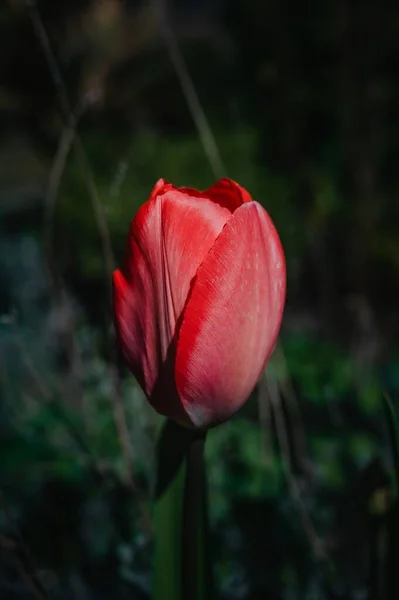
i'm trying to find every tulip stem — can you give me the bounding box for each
[181,429,207,600]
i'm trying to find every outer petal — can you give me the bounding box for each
[175,201,286,428]
[113,179,232,421]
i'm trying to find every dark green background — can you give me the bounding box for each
[1,1,399,598]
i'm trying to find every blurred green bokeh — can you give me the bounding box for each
[1,1,399,599]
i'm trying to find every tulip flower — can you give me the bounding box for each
[113,178,286,429]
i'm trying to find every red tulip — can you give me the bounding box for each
[113,178,286,428]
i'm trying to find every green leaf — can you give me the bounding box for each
[153,420,210,600]
[153,460,184,600]
[153,420,186,600]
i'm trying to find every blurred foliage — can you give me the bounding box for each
[1,0,399,599]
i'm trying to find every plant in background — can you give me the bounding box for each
[113,178,286,599]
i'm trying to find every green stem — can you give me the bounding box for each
[181,430,207,600]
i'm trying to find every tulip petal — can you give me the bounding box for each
[179,178,252,213]
[113,180,232,421]
[175,201,286,428]
[113,267,156,392]
[204,178,253,212]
